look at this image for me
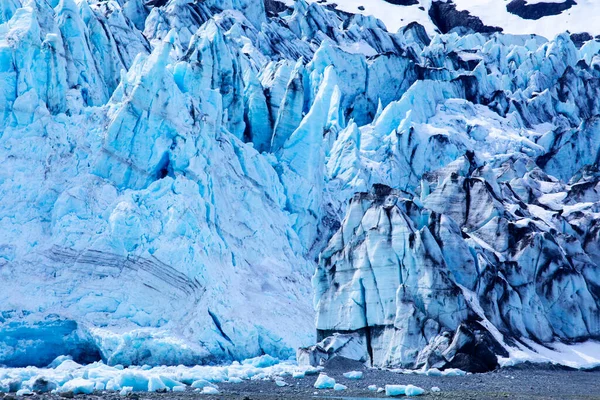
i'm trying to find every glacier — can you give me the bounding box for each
[0,0,600,374]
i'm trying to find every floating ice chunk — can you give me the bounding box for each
[106,379,121,391]
[54,360,82,371]
[16,389,33,396]
[377,387,384,393]
[292,371,305,378]
[275,380,287,387]
[172,386,186,392]
[385,384,407,396]
[95,382,106,391]
[431,386,441,392]
[202,386,220,394]
[148,376,167,392]
[439,369,466,377]
[48,355,73,368]
[343,371,363,379]
[405,384,425,396]
[242,355,280,368]
[228,377,243,384]
[159,375,185,389]
[191,379,214,389]
[117,371,149,391]
[60,378,95,395]
[120,386,133,396]
[250,373,266,381]
[334,383,347,391]
[425,368,442,377]
[385,384,425,396]
[368,384,377,391]
[314,374,336,389]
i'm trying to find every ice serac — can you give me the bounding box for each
[315,151,600,370]
[311,14,600,371]
[270,60,305,153]
[314,186,470,367]
[1,0,324,367]
[278,65,341,249]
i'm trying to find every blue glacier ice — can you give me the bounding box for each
[0,0,600,377]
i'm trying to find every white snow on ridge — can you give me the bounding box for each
[281,0,438,34]
[451,0,600,38]
[499,340,600,370]
[286,0,600,38]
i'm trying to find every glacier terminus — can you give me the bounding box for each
[1,0,600,391]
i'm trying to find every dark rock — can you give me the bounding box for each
[58,391,74,399]
[264,0,289,17]
[506,0,576,20]
[144,0,168,8]
[570,33,593,48]
[429,1,503,34]
[384,0,418,5]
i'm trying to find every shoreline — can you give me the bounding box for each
[2,364,600,400]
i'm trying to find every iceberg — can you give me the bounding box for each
[333,383,347,391]
[342,371,363,380]
[313,374,336,389]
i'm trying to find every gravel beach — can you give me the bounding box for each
[4,364,599,400]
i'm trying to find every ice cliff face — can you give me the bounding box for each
[0,0,599,369]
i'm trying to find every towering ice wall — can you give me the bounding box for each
[0,0,599,369]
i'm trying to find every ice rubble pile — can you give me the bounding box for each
[0,355,319,394]
[0,0,599,370]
